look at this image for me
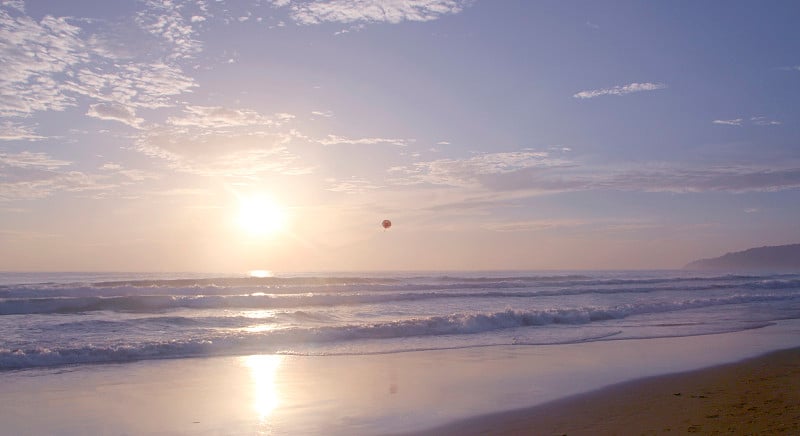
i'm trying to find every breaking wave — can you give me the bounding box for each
[2,292,798,369]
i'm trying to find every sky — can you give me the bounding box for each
[1,0,799,272]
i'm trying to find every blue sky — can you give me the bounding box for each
[1,0,799,272]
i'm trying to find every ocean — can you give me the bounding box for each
[2,270,800,371]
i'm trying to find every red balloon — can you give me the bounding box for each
[381,219,392,229]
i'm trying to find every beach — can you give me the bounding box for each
[2,319,800,435]
[419,347,800,435]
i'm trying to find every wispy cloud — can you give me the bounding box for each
[99,163,122,171]
[0,172,117,201]
[598,166,800,193]
[87,103,144,128]
[751,116,781,126]
[66,63,197,110]
[136,107,313,178]
[0,151,121,201]
[325,177,382,194]
[0,151,71,170]
[390,151,568,187]
[712,118,743,126]
[389,151,800,195]
[273,0,470,25]
[712,117,780,126]
[1,1,24,13]
[315,134,411,146]
[311,110,334,118]
[167,105,286,128]
[483,218,588,232]
[0,121,45,141]
[573,82,666,99]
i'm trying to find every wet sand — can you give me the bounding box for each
[2,322,800,435]
[418,347,800,435]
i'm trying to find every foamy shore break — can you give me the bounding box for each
[417,347,800,435]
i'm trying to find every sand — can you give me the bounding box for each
[419,347,800,435]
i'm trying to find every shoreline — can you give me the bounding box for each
[413,346,800,435]
[2,320,800,434]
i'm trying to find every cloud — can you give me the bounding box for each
[0,9,88,116]
[573,82,666,99]
[96,162,157,182]
[99,163,122,171]
[483,218,588,232]
[135,0,202,61]
[325,177,382,194]
[315,134,411,146]
[712,117,780,126]
[632,166,800,193]
[66,63,197,110]
[0,121,45,141]
[311,110,334,118]
[0,151,71,170]
[287,128,411,146]
[334,23,365,35]
[750,116,781,126]
[87,103,144,128]
[391,151,568,187]
[275,0,470,25]
[167,105,284,128]
[556,165,800,194]
[0,5,197,117]
[136,109,312,178]
[390,151,800,195]
[0,170,116,201]
[1,0,24,12]
[0,151,162,201]
[712,118,743,126]
[140,105,309,178]
[276,113,295,122]
[0,151,123,201]
[491,164,800,194]
[116,169,158,182]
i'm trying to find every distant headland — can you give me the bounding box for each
[685,243,800,272]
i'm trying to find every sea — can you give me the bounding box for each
[2,270,800,371]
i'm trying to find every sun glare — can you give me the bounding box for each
[237,195,288,237]
[243,355,283,421]
[249,269,274,278]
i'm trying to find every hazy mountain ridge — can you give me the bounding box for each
[685,244,800,271]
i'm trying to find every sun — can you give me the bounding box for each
[236,194,288,237]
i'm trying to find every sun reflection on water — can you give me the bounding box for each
[243,355,283,422]
[249,269,274,278]
[242,324,276,333]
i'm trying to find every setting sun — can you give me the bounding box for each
[236,194,288,237]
